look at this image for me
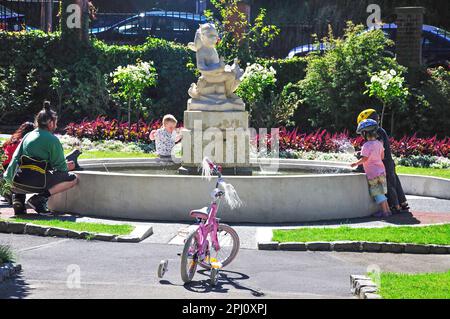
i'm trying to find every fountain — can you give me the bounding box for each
[48,24,381,223]
[180,23,251,175]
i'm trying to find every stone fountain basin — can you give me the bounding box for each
[49,158,382,223]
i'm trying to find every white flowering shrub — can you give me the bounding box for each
[57,135,149,154]
[365,69,409,126]
[237,63,299,128]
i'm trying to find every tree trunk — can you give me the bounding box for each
[136,108,140,139]
[390,109,395,136]
[380,102,386,128]
[127,96,131,131]
[60,0,90,45]
[40,0,53,32]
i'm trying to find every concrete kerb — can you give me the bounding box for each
[0,220,153,243]
[350,275,381,299]
[258,241,450,254]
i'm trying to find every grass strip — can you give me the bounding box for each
[273,224,450,245]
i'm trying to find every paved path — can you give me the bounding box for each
[3,194,449,249]
[1,194,449,299]
[1,233,449,299]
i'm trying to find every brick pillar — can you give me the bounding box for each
[395,7,425,68]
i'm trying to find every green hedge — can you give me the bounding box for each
[0,31,197,124]
[0,31,308,127]
[259,57,307,92]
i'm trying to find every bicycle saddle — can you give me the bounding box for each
[190,207,209,220]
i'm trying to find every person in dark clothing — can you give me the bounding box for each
[357,109,410,214]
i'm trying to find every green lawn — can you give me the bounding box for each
[397,166,450,180]
[0,245,14,263]
[272,224,450,245]
[3,218,134,236]
[371,270,450,299]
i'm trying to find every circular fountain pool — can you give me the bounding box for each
[48,158,378,223]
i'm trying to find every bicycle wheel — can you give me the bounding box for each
[200,224,240,270]
[180,229,199,283]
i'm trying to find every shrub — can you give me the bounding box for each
[365,69,409,127]
[110,60,158,126]
[276,127,449,158]
[65,118,450,159]
[397,67,450,138]
[259,57,307,92]
[397,155,450,169]
[296,22,406,132]
[0,32,196,124]
[237,63,299,128]
[0,245,14,264]
[65,116,167,144]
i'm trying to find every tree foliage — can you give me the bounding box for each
[205,0,280,63]
[296,22,406,132]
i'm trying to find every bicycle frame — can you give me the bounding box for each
[192,161,225,262]
[194,201,221,260]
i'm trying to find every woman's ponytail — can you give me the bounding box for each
[35,101,57,129]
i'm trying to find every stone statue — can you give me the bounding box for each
[187,23,245,112]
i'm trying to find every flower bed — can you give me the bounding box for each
[65,118,450,159]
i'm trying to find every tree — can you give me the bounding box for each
[205,0,280,63]
[365,69,409,130]
[111,60,158,129]
[297,22,406,132]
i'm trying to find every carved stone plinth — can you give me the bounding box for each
[180,110,252,175]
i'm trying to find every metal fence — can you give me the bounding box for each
[0,0,59,32]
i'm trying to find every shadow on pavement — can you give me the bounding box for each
[381,212,421,225]
[183,269,265,297]
[0,275,32,299]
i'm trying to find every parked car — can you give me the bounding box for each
[0,4,25,31]
[287,24,450,68]
[90,10,207,45]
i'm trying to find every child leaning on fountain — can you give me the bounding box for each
[351,119,391,218]
[150,115,182,158]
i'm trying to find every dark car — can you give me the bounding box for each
[91,10,207,45]
[0,4,25,31]
[287,24,450,68]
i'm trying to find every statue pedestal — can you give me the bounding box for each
[180,110,252,175]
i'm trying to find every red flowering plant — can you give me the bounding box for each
[65,118,449,159]
[65,117,181,144]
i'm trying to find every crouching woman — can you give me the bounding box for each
[3,101,78,215]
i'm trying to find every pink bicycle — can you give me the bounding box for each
[158,158,241,286]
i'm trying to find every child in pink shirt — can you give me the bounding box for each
[351,128,391,217]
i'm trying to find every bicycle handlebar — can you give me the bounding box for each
[205,158,222,178]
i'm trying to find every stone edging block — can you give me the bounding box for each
[258,241,450,254]
[0,221,153,243]
[350,274,381,299]
[0,263,22,284]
